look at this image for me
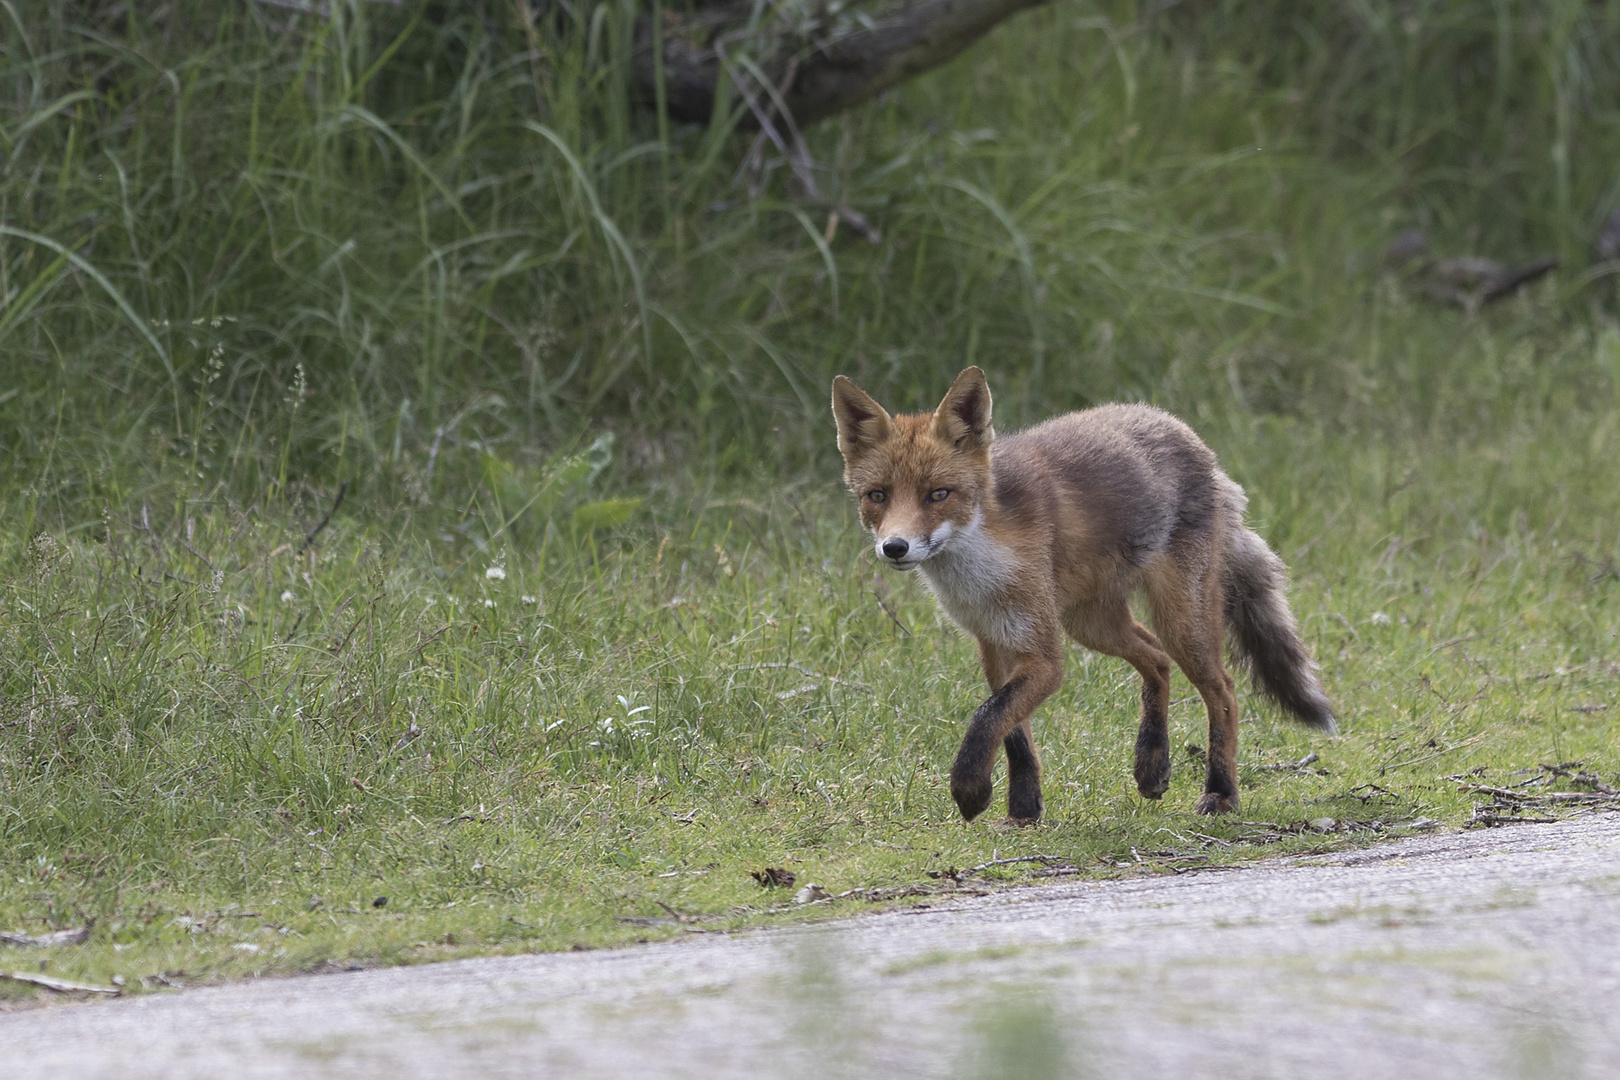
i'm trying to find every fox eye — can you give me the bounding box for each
[865,490,886,504]
[926,488,951,503]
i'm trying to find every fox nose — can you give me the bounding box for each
[881,538,910,561]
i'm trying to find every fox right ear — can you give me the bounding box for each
[831,375,892,459]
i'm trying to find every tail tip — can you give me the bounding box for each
[1300,702,1337,735]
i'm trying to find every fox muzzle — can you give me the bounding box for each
[875,521,955,568]
[875,535,918,567]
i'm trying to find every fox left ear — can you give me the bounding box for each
[932,366,994,450]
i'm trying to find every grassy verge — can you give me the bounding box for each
[4,386,1619,1002]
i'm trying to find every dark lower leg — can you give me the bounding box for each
[1132,673,1172,799]
[1003,722,1043,822]
[951,677,1021,821]
[1194,680,1241,815]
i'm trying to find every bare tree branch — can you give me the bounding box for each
[636,0,1054,128]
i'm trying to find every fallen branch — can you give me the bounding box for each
[0,927,88,948]
[1466,808,1561,828]
[1,971,120,995]
[1539,762,1619,795]
[1453,784,1618,805]
[1450,764,1620,828]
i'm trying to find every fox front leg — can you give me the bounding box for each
[949,652,1062,822]
[971,642,1043,823]
[1060,603,1175,803]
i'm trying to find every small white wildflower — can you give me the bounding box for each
[521,595,537,604]
[483,599,496,608]
[1369,612,1392,626]
[485,566,506,580]
[280,590,297,603]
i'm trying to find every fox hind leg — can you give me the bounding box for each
[1148,549,1242,815]
[1177,650,1240,815]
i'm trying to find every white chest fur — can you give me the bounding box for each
[917,513,1035,651]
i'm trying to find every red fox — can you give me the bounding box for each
[832,367,1334,822]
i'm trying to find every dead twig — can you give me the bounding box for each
[970,854,1065,872]
[870,588,911,636]
[252,0,401,16]
[300,481,349,552]
[1258,752,1321,773]
[1379,733,1487,773]
[729,662,873,692]
[178,537,215,571]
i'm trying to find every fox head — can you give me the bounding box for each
[831,367,995,570]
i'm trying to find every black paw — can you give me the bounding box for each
[1134,749,1171,800]
[1193,791,1239,815]
[1007,783,1043,822]
[951,775,994,821]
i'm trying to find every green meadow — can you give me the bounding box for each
[2,1,1618,998]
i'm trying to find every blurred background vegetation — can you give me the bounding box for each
[4,0,1620,526]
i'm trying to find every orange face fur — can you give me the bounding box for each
[831,369,995,570]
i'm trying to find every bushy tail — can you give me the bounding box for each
[1220,484,1337,733]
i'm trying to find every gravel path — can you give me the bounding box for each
[5,815,1620,1079]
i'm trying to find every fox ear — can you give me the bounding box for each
[932,366,993,450]
[831,375,893,459]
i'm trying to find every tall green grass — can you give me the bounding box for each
[5,0,1620,517]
